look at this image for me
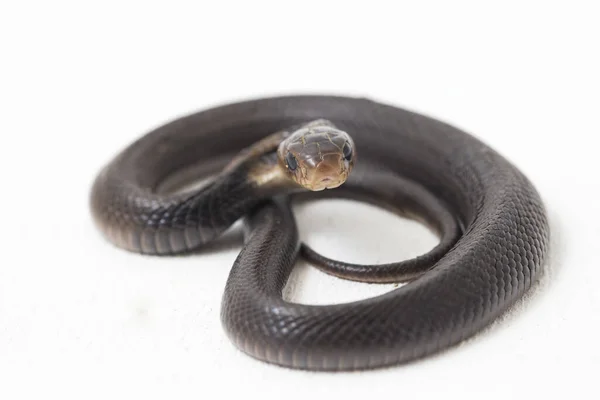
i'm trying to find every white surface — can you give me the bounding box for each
[1,1,598,399]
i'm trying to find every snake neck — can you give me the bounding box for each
[169,155,301,250]
[245,152,302,195]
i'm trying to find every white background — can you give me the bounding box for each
[1,1,598,399]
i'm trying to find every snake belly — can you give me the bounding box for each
[90,95,549,371]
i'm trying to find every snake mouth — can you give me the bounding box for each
[308,176,345,191]
[324,181,344,190]
[305,157,348,191]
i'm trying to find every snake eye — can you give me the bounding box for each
[342,142,353,161]
[285,152,298,171]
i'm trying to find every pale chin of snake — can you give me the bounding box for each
[90,95,549,371]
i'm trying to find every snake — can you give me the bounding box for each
[90,95,549,371]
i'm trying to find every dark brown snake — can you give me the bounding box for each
[90,95,549,371]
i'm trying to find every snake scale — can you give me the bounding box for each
[90,95,549,370]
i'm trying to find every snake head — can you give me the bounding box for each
[278,120,355,191]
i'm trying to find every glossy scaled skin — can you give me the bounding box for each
[90,96,549,370]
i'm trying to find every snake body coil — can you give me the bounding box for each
[91,96,549,370]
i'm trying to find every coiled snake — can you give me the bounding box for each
[90,96,549,370]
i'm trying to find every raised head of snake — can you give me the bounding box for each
[242,119,355,193]
[276,119,355,191]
